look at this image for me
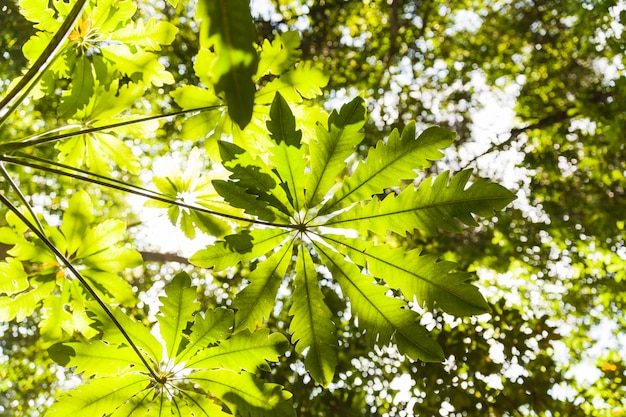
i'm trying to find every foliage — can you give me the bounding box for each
[1,0,623,416]
[0,190,141,341]
[189,94,514,385]
[46,272,293,417]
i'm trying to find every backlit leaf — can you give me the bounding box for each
[327,170,517,237]
[289,246,337,386]
[197,0,259,128]
[319,124,455,215]
[157,272,200,359]
[233,241,294,331]
[314,242,445,362]
[188,328,288,372]
[305,96,367,207]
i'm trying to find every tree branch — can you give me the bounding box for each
[460,108,575,170]
[140,251,190,264]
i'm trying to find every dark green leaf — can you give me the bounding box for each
[197,0,259,128]
[267,92,302,148]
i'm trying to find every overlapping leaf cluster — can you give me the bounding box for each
[0,0,517,415]
[47,272,294,417]
[190,93,516,385]
[0,190,141,341]
[15,0,178,174]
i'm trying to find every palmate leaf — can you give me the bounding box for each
[61,190,93,257]
[45,374,149,417]
[270,141,308,213]
[88,303,163,364]
[176,307,234,364]
[0,258,28,295]
[255,61,329,105]
[58,54,94,116]
[55,81,145,175]
[0,191,140,337]
[50,273,293,417]
[190,228,291,270]
[192,93,515,384]
[193,369,295,417]
[40,283,73,341]
[266,92,302,148]
[147,147,232,239]
[48,341,143,378]
[233,241,294,331]
[0,280,55,322]
[325,169,516,237]
[187,328,288,372]
[212,142,291,222]
[255,31,302,80]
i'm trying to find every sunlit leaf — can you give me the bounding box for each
[157,272,200,359]
[289,246,337,386]
[197,0,259,128]
[327,170,517,237]
[233,241,294,331]
[305,96,367,207]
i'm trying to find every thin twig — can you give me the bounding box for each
[0,161,45,232]
[1,154,297,230]
[0,192,161,381]
[0,105,224,153]
[459,108,575,170]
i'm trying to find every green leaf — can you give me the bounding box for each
[255,62,329,104]
[88,304,162,364]
[18,0,58,30]
[197,0,259,128]
[157,272,200,359]
[190,228,292,270]
[187,328,288,372]
[319,124,455,215]
[171,84,221,109]
[176,307,234,364]
[101,45,175,87]
[55,132,141,175]
[217,141,293,218]
[234,241,294,331]
[305,96,367,208]
[61,190,93,257]
[0,280,55,322]
[49,278,293,417]
[76,219,134,261]
[267,92,302,148]
[327,169,517,236]
[328,235,490,316]
[51,341,143,377]
[289,246,337,386]
[109,18,178,50]
[45,374,149,417]
[314,242,444,362]
[212,179,282,221]
[0,258,28,295]
[58,55,94,117]
[269,141,308,213]
[40,282,73,341]
[193,369,296,417]
[255,31,302,80]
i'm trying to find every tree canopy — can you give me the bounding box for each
[0,0,624,416]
